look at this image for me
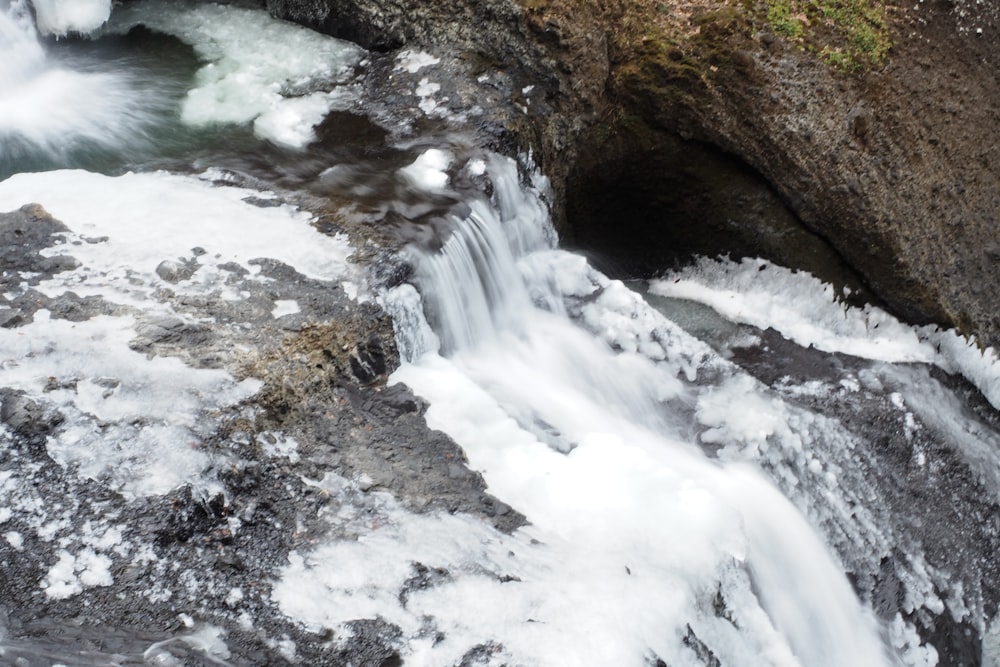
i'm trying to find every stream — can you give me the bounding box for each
[2,1,1000,665]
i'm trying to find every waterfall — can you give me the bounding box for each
[0,0,158,172]
[387,153,896,665]
[2,2,986,661]
[0,2,45,83]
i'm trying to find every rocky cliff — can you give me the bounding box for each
[264,0,1000,347]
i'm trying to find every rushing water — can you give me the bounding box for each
[3,1,1000,665]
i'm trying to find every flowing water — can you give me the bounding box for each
[2,1,1000,665]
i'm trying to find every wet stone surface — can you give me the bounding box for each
[0,199,521,665]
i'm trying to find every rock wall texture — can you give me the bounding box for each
[264,0,1000,346]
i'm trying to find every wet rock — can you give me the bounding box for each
[155,258,200,283]
[131,316,213,352]
[0,388,63,442]
[327,619,403,666]
[154,488,230,546]
[350,332,388,384]
[0,204,76,289]
[47,292,120,322]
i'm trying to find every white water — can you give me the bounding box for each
[338,154,895,665]
[0,1,160,166]
[1,2,994,663]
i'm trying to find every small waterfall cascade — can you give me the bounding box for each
[0,1,46,84]
[0,0,156,170]
[3,0,990,660]
[387,153,897,665]
[402,163,558,356]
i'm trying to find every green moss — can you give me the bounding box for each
[761,0,890,71]
[767,0,804,38]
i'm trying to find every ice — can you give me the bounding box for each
[415,77,441,114]
[395,50,440,73]
[258,433,300,463]
[4,531,23,550]
[143,624,232,664]
[271,300,300,318]
[41,547,112,599]
[652,256,1000,412]
[253,88,359,149]
[42,550,81,599]
[0,169,357,496]
[0,169,354,302]
[651,257,937,363]
[0,312,257,497]
[104,0,364,148]
[30,0,111,36]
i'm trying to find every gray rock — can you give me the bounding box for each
[155,258,199,283]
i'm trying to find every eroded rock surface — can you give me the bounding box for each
[264,0,1000,345]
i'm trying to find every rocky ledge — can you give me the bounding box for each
[0,176,519,664]
[264,0,1000,346]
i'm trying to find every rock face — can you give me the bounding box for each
[266,0,1000,346]
[600,0,1000,342]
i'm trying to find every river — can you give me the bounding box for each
[1,1,999,665]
